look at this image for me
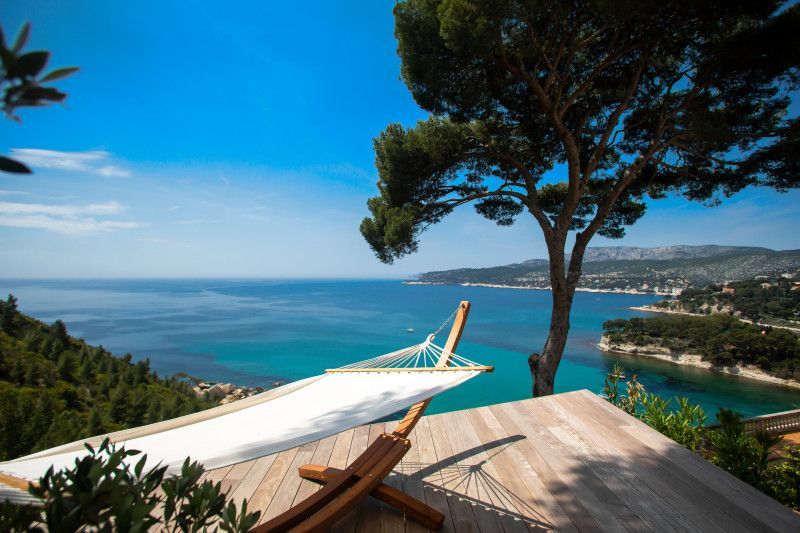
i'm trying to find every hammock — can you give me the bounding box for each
[0,305,491,488]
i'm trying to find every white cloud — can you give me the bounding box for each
[0,201,124,216]
[10,148,131,177]
[0,201,142,235]
[96,165,130,178]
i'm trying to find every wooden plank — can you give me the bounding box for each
[572,391,799,532]
[203,464,234,485]
[502,400,640,532]
[220,459,256,496]
[329,428,356,469]
[550,392,717,532]
[293,434,338,504]
[426,413,481,533]
[442,409,526,533]
[331,424,371,533]
[536,394,682,532]
[488,402,603,532]
[227,453,277,505]
[467,406,578,532]
[520,392,652,531]
[250,447,301,526]
[412,415,457,533]
[399,420,441,533]
[262,441,320,522]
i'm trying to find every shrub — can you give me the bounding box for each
[0,439,260,532]
[639,394,706,451]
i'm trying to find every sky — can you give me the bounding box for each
[0,1,798,278]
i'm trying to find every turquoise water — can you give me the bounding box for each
[2,279,799,420]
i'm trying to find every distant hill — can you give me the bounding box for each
[410,246,800,295]
[577,245,773,262]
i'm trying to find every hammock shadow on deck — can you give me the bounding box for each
[361,434,556,532]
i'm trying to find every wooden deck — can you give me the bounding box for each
[205,390,800,532]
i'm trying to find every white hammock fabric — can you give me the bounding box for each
[0,338,483,483]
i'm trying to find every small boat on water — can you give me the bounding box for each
[406,327,415,333]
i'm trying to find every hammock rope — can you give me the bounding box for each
[327,336,490,373]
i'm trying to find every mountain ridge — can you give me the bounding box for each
[411,245,800,294]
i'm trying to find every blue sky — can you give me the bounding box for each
[1,1,798,278]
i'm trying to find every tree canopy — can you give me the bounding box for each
[362,0,800,264]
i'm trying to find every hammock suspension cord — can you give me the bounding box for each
[327,306,491,373]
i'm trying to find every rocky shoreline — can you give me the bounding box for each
[598,335,800,390]
[404,280,672,296]
[192,379,286,405]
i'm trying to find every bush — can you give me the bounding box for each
[0,439,260,532]
[602,365,800,511]
[639,394,706,451]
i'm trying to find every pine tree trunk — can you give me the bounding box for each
[529,239,580,397]
[531,284,574,396]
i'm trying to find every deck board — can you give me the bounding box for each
[203,390,800,532]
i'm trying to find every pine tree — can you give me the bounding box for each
[56,352,75,381]
[51,320,69,346]
[108,384,129,422]
[86,407,104,437]
[1,294,17,333]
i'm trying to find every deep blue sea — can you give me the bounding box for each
[2,279,799,420]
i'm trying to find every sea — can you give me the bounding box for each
[2,278,799,421]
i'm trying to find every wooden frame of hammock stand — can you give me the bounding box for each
[252,301,486,532]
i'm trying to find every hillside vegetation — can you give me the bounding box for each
[602,314,800,380]
[655,277,800,325]
[414,246,800,294]
[0,295,216,461]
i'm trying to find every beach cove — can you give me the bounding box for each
[2,278,799,420]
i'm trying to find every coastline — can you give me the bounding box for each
[598,335,800,390]
[404,280,672,296]
[629,304,800,333]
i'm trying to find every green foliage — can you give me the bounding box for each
[640,395,707,451]
[709,409,783,489]
[601,314,800,379]
[0,438,260,532]
[763,445,800,510]
[0,295,217,461]
[0,22,79,174]
[602,362,643,415]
